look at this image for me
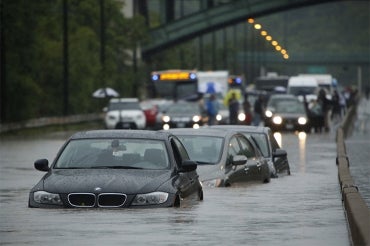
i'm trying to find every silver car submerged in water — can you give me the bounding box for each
[163,128,271,187]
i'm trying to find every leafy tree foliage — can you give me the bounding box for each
[2,0,147,122]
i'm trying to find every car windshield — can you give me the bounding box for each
[275,101,305,114]
[54,139,169,170]
[166,102,199,114]
[268,97,297,108]
[176,135,223,164]
[108,102,141,111]
[289,86,317,96]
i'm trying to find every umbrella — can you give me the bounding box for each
[92,87,120,98]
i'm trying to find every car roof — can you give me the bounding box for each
[70,130,173,140]
[208,125,270,134]
[162,128,241,137]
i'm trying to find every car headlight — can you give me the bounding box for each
[265,110,273,118]
[216,114,222,121]
[272,116,282,125]
[132,192,169,205]
[33,191,62,205]
[192,115,201,122]
[202,179,223,187]
[238,113,246,121]
[298,117,307,125]
[162,115,170,123]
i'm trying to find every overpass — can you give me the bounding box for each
[140,0,359,58]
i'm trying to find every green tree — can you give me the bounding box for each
[2,0,148,122]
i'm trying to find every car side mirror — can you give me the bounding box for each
[232,155,248,166]
[34,159,50,172]
[180,160,197,172]
[273,148,287,159]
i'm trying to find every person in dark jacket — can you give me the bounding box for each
[228,93,240,125]
[317,89,332,132]
[252,94,264,126]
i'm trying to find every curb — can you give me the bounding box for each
[336,97,370,246]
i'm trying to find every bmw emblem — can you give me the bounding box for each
[94,187,102,192]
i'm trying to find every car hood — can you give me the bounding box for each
[41,169,172,194]
[166,112,198,118]
[274,112,306,118]
[107,110,144,117]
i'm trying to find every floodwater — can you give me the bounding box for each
[0,131,350,245]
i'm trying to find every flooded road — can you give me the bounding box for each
[0,131,350,245]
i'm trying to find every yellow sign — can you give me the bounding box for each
[160,72,190,80]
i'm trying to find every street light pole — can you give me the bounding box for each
[63,0,69,116]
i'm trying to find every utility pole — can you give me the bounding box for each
[100,0,106,90]
[0,0,6,122]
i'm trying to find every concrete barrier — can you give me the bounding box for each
[0,113,104,133]
[336,97,370,246]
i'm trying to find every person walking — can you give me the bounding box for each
[206,94,220,126]
[317,88,332,132]
[242,94,252,125]
[331,90,342,122]
[252,94,264,126]
[228,92,240,125]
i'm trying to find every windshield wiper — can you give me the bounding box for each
[93,165,143,169]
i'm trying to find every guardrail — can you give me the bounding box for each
[336,96,370,246]
[0,113,104,134]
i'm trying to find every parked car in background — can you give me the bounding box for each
[163,128,270,187]
[140,100,159,129]
[104,98,146,129]
[264,94,310,132]
[140,99,171,129]
[210,125,291,177]
[161,101,205,130]
[28,130,203,208]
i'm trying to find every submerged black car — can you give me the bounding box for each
[29,130,203,208]
[210,125,291,177]
[163,128,270,187]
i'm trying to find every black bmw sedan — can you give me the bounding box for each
[28,130,203,208]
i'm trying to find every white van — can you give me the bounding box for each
[287,76,319,102]
[298,74,333,99]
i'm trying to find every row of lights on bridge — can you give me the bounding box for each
[247,18,289,60]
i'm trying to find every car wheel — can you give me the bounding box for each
[199,189,204,201]
[263,175,271,183]
[173,195,181,207]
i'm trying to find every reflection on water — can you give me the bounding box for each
[298,131,307,173]
[273,132,282,147]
